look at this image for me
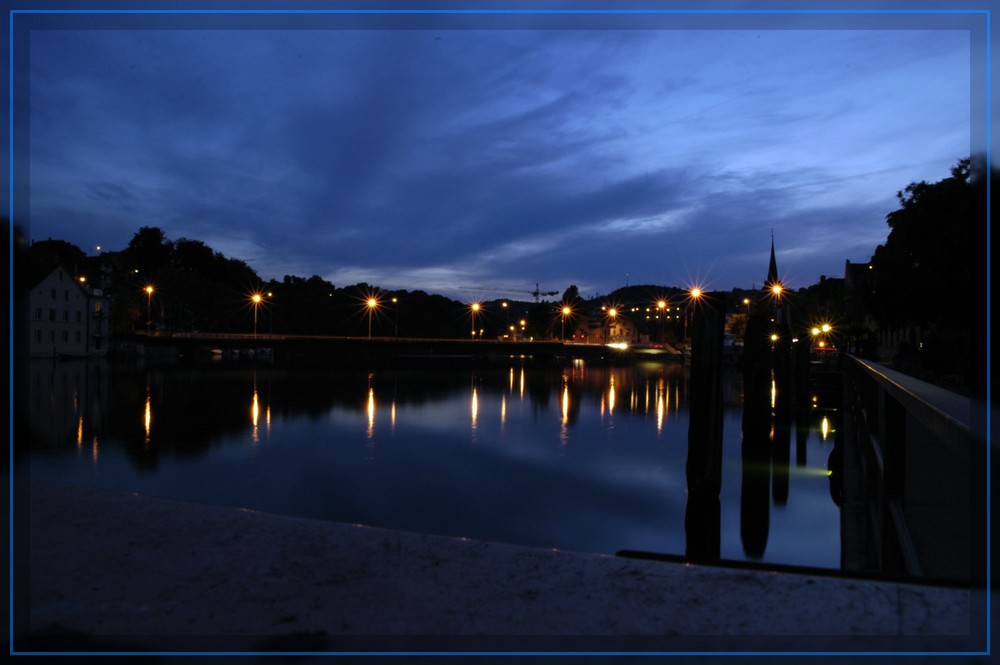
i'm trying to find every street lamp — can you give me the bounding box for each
[392,297,399,336]
[561,305,571,341]
[367,297,378,338]
[684,288,701,340]
[470,302,481,339]
[267,292,273,333]
[144,285,154,334]
[656,300,666,341]
[811,323,832,350]
[251,293,263,338]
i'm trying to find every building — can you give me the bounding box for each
[27,266,111,358]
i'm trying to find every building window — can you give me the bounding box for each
[62,331,68,342]
[49,309,56,322]
[34,330,41,342]
[48,331,55,342]
[51,288,56,299]
[34,308,41,320]
[75,331,81,343]
[64,290,70,301]
[76,311,82,323]
[63,310,69,322]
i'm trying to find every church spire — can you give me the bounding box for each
[764,230,779,289]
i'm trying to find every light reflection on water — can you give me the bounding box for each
[22,358,841,570]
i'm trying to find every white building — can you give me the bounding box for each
[27,266,111,358]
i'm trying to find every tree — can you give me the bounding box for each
[869,158,982,385]
[124,226,172,277]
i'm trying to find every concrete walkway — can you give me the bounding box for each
[15,483,989,657]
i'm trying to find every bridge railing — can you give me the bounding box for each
[840,354,985,582]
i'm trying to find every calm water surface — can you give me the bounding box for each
[22,356,842,569]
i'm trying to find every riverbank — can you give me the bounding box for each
[13,482,988,657]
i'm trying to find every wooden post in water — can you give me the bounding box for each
[740,313,774,558]
[685,292,726,495]
[684,291,726,561]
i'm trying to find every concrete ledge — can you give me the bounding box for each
[15,483,987,655]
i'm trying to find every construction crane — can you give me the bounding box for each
[460,283,560,303]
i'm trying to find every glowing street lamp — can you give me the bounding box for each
[683,288,701,340]
[561,305,571,341]
[251,292,263,338]
[810,323,833,350]
[144,285,154,334]
[367,297,379,339]
[656,300,667,341]
[470,302,481,339]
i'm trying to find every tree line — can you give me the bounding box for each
[11,156,987,390]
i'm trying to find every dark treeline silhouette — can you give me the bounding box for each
[789,157,986,393]
[23,225,481,339]
[12,155,986,391]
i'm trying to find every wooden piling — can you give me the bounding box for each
[685,292,726,495]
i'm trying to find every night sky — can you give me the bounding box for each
[18,3,982,301]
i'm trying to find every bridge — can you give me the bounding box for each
[132,331,673,365]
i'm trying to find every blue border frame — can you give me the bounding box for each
[7,3,992,659]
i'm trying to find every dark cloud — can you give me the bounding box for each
[22,12,976,298]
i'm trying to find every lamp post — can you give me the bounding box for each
[267,292,273,333]
[561,305,571,341]
[392,297,399,337]
[144,285,154,334]
[770,283,784,324]
[656,300,666,342]
[251,293,262,338]
[684,289,701,341]
[470,302,481,340]
[810,323,832,350]
[367,297,378,339]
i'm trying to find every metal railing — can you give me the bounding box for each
[840,354,984,581]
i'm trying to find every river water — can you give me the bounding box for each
[20,355,842,570]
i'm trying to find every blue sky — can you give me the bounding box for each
[15,3,984,301]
